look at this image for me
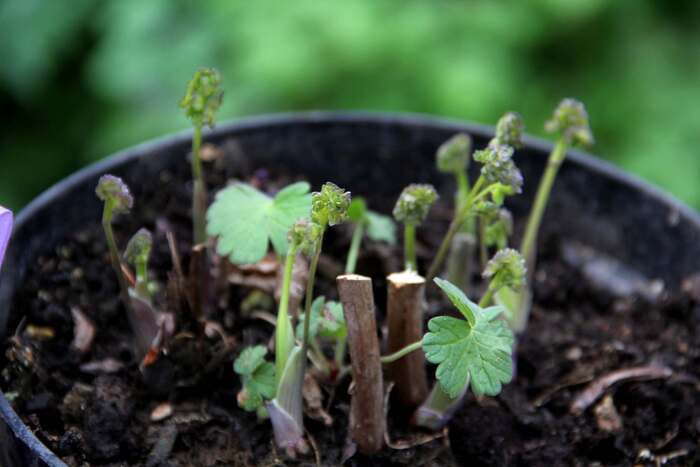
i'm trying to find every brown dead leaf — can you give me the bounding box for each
[70,307,96,355]
[303,373,333,426]
[594,395,622,432]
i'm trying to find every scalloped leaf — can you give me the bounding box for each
[207,182,311,264]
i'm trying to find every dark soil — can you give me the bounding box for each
[2,149,700,467]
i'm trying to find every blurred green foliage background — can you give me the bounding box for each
[2,0,699,211]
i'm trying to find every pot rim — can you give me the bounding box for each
[3,111,699,466]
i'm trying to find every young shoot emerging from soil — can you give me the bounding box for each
[426,113,524,282]
[124,228,154,302]
[393,184,438,272]
[506,98,594,332]
[269,182,351,456]
[96,175,162,361]
[0,205,13,270]
[180,67,224,245]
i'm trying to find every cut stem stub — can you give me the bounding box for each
[337,274,385,455]
[386,270,428,409]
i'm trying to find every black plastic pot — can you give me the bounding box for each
[1,112,699,466]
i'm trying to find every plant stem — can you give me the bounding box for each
[456,170,470,204]
[345,222,365,274]
[427,176,485,282]
[380,340,422,364]
[478,282,498,308]
[334,336,347,367]
[191,124,207,245]
[101,202,134,320]
[404,223,417,271]
[301,231,324,360]
[479,218,488,270]
[520,138,567,267]
[135,258,150,300]
[275,246,297,386]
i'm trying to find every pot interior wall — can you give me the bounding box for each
[0,113,699,465]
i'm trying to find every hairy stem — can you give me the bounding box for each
[302,230,324,360]
[404,223,417,271]
[345,222,365,275]
[520,138,567,267]
[102,203,134,320]
[427,176,485,282]
[380,340,422,364]
[276,246,298,386]
[191,124,207,245]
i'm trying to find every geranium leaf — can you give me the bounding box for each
[207,181,311,264]
[424,278,515,398]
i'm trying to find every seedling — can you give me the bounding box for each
[267,182,351,455]
[507,98,593,332]
[436,134,476,290]
[393,184,438,272]
[180,67,224,245]
[426,113,523,281]
[234,345,276,419]
[0,206,12,270]
[124,228,153,301]
[345,197,396,274]
[96,175,161,359]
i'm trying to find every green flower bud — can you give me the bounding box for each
[393,184,438,225]
[482,248,526,291]
[545,98,594,147]
[311,182,351,228]
[288,218,318,255]
[494,112,524,148]
[436,133,471,173]
[124,228,153,266]
[96,175,133,213]
[180,67,224,128]
[485,209,512,250]
[473,144,523,194]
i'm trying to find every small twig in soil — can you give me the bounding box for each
[337,274,386,455]
[570,365,673,414]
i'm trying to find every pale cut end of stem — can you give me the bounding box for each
[337,274,385,454]
[386,270,428,409]
[413,381,468,431]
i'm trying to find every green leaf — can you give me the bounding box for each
[366,211,396,245]
[347,197,367,223]
[234,345,276,412]
[425,278,514,397]
[207,181,312,264]
[296,297,347,341]
[234,345,268,375]
[348,196,396,245]
[318,301,346,340]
